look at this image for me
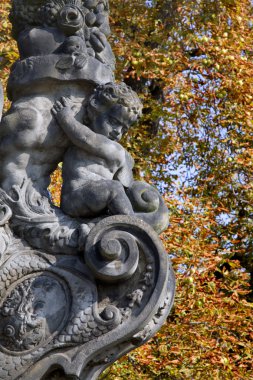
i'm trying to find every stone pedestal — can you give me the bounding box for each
[0,214,174,380]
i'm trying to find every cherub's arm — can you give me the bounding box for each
[113,151,134,187]
[52,97,115,159]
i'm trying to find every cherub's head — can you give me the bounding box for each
[86,82,143,142]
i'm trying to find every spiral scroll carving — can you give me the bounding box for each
[85,222,139,283]
[127,181,169,234]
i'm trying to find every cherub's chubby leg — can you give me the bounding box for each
[61,180,134,218]
[107,180,134,216]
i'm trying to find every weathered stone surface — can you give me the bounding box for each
[0,83,3,121]
[0,1,175,378]
[0,216,175,380]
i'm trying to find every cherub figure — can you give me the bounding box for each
[52,82,143,218]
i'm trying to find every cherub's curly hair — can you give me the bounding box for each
[88,82,143,122]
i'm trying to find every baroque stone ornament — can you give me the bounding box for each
[0,1,175,379]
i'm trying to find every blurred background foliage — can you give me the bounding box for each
[1,0,253,379]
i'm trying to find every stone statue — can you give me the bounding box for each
[52,83,142,218]
[0,1,175,379]
[0,84,3,121]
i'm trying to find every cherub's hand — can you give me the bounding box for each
[52,97,74,123]
[90,27,106,53]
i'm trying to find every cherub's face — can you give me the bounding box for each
[90,104,134,142]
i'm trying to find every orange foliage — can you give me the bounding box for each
[1,1,253,379]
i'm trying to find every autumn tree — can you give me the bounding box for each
[1,0,253,379]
